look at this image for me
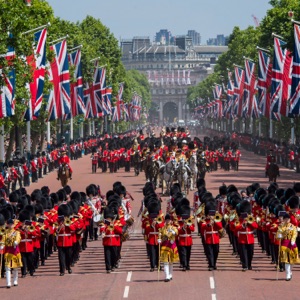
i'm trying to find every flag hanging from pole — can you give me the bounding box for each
[233,66,245,117]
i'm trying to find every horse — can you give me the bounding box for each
[58,164,70,187]
[196,153,208,179]
[145,156,160,188]
[176,158,190,195]
[132,150,141,176]
[188,153,198,191]
[161,159,177,196]
[267,162,279,182]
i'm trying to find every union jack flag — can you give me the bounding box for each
[213,84,223,119]
[111,106,119,122]
[233,66,245,117]
[243,59,257,118]
[257,49,272,119]
[0,34,16,118]
[270,36,292,117]
[115,83,124,121]
[69,49,85,117]
[46,40,71,121]
[84,65,106,119]
[101,86,112,116]
[290,24,300,115]
[123,103,130,121]
[25,28,47,121]
[224,71,234,119]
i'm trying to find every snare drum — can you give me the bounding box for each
[93,214,102,223]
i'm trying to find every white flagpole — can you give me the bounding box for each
[26,121,31,153]
[70,117,74,141]
[80,123,83,138]
[47,122,51,144]
[0,125,5,165]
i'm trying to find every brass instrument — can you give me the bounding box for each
[214,212,223,223]
[194,203,205,217]
[64,217,71,227]
[0,226,6,236]
[108,216,117,231]
[245,215,255,224]
[224,214,230,222]
[229,211,237,222]
[197,215,206,223]
[156,215,164,224]
[184,216,194,226]
[235,220,240,227]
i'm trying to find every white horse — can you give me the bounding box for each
[188,153,198,191]
[161,159,177,195]
[176,158,190,195]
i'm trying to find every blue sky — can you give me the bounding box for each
[47,0,272,44]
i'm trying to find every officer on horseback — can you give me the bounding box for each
[57,149,73,180]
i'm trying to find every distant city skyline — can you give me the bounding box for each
[46,0,271,45]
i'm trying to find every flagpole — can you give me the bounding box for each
[69,45,82,52]
[291,118,295,144]
[79,123,83,138]
[258,120,262,137]
[270,118,273,139]
[0,125,5,168]
[47,122,51,144]
[70,117,74,141]
[22,22,51,35]
[50,35,69,45]
[26,121,31,154]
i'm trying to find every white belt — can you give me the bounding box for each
[239,231,253,234]
[179,234,191,237]
[58,234,71,237]
[105,235,117,237]
[205,231,218,234]
[21,239,32,242]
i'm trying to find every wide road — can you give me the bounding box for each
[1,145,300,300]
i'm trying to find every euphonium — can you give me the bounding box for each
[214,212,223,223]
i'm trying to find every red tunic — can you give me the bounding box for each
[201,221,223,244]
[177,222,195,246]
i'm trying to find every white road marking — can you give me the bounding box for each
[210,276,215,289]
[126,271,132,282]
[123,286,130,298]
[212,294,217,300]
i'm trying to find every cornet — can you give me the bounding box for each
[64,217,71,227]
[184,216,194,226]
[245,215,255,224]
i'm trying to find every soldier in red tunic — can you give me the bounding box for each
[266,148,276,177]
[91,148,99,174]
[57,149,73,179]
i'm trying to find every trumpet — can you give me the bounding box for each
[64,217,71,227]
[245,215,255,224]
[184,216,194,226]
[214,212,223,223]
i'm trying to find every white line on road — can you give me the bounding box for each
[212,294,217,300]
[123,286,130,298]
[210,276,215,289]
[126,271,132,282]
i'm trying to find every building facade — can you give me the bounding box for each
[121,37,228,125]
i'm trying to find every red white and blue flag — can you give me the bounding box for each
[213,84,223,119]
[25,28,47,121]
[69,48,85,117]
[257,49,272,119]
[46,40,71,121]
[233,66,245,117]
[243,59,257,118]
[290,24,300,115]
[101,86,112,116]
[270,36,292,118]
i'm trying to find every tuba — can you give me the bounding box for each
[194,203,205,217]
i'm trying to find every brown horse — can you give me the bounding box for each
[267,162,279,182]
[58,164,70,187]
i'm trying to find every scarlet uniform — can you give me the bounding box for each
[266,153,276,170]
[201,219,223,270]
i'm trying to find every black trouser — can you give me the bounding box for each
[43,165,47,175]
[148,244,159,269]
[21,252,34,275]
[205,244,219,268]
[263,231,271,256]
[178,245,192,268]
[92,164,97,173]
[40,240,47,263]
[102,161,107,172]
[88,220,98,240]
[125,161,130,172]
[72,241,80,264]
[109,162,114,173]
[34,248,40,268]
[104,246,118,271]
[58,246,72,273]
[48,234,54,255]
[82,227,89,249]
[32,171,38,183]
[238,243,254,269]
[24,174,30,186]
[38,168,43,178]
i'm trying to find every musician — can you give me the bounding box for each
[101,144,109,173]
[0,218,22,288]
[56,204,76,276]
[232,146,241,171]
[177,207,195,271]
[8,160,19,193]
[100,207,123,273]
[37,152,43,179]
[21,157,30,187]
[201,204,223,271]
[57,149,73,180]
[234,201,258,271]
[160,214,179,282]
[277,212,300,280]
